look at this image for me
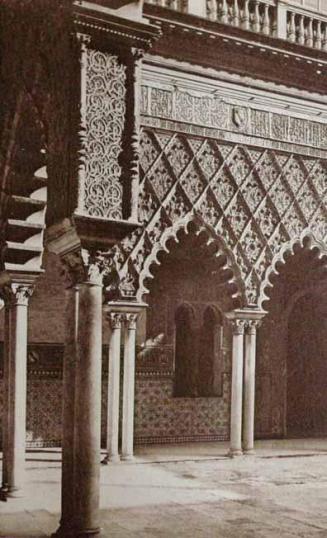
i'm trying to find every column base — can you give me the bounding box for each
[120,455,134,462]
[74,527,102,537]
[51,524,76,537]
[243,448,255,456]
[101,454,120,464]
[54,526,103,538]
[0,486,8,502]
[1,486,25,499]
[229,448,243,458]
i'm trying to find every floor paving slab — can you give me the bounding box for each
[1,440,327,537]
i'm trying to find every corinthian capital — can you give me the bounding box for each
[1,283,34,307]
[245,319,262,335]
[231,319,246,335]
[108,312,124,330]
[60,248,110,287]
[125,313,138,330]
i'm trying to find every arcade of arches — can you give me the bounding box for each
[0,1,327,536]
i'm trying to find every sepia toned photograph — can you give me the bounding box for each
[0,0,326,536]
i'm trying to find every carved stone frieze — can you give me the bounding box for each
[140,85,327,151]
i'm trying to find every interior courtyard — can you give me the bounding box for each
[0,0,327,536]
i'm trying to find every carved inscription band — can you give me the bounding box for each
[141,85,327,151]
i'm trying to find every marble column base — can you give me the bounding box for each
[121,455,135,462]
[52,526,103,538]
[101,454,120,464]
[1,485,25,499]
[243,448,255,456]
[51,524,75,538]
[229,449,243,458]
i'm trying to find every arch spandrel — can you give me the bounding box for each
[109,129,326,308]
[259,230,327,310]
[136,214,246,306]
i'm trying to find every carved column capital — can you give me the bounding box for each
[231,318,246,335]
[129,47,144,64]
[76,32,91,48]
[1,283,34,307]
[60,248,109,288]
[108,312,124,330]
[125,313,138,331]
[245,319,261,335]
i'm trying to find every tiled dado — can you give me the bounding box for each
[134,375,231,444]
[0,342,174,379]
[0,343,231,447]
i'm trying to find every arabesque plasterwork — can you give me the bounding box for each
[83,50,126,219]
[109,128,327,306]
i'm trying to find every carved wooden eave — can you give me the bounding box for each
[144,4,327,96]
[73,2,162,51]
[73,214,145,249]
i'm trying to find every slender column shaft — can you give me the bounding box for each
[55,287,79,536]
[243,321,258,455]
[104,313,123,463]
[121,314,137,461]
[229,320,245,457]
[74,280,103,536]
[1,306,10,492]
[6,285,33,496]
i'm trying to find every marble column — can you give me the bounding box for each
[73,268,103,537]
[229,319,245,457]
[121,313,138,461]
[1,305,9,495]
[2,283,34,497]
[54,286,79,536]
[103,313,123,464]
[243,320,259,455]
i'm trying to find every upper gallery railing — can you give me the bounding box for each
[145,0,327,51]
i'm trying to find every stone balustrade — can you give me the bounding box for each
[145,0,327,51]
[206,0,276,37]
[286,4,327,50]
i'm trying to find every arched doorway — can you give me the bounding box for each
[287,289,327,437]
[256,243,327,440]
[134,222,243,444]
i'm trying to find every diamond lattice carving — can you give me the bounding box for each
[112,129,327,306]
[147,159,174,201]
[165,136,192,175]
[180,164,206,203]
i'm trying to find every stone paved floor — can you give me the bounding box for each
[1,440,327,537]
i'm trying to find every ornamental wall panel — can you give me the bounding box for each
[81,49,126,219]
[111,127,327,305]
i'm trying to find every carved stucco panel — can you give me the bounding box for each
[111,128,327,307]
[83,49,126,219]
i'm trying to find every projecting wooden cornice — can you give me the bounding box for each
[144,4,327,95]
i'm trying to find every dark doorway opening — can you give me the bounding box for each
[287,291,327,438]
